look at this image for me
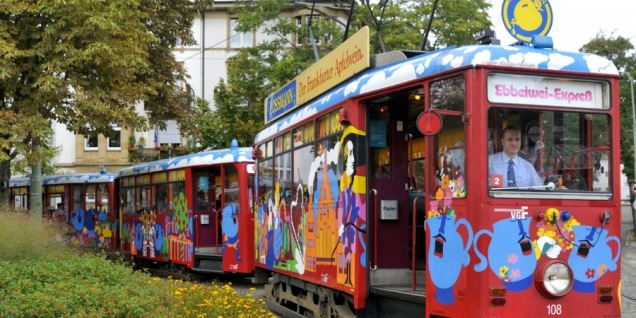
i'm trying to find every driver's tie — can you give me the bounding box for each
[507,160,516,187]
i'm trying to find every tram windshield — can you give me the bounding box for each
[487,108,611,194]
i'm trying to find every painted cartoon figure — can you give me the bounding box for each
[141,211,156,257]
[264,196,283,270]
[426,214,473,305]
[568,225,620,293]
[474,217,536,292]
[336,125,367,286]
[222,203,241,262]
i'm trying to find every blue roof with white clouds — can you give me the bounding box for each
[255,44,618,143]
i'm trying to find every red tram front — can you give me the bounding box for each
[253,26,622,317]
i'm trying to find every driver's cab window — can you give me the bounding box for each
[430,75,466,199]
[487,108,611,193]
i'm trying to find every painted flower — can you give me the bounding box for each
[499,265,509,278]
[507,253,518,264]
[585,268,595,279]
[563,218,580,232]
[510,268,521,280]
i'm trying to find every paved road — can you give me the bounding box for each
[622,224,636,316]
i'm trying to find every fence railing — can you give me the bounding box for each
[128,147,189,163]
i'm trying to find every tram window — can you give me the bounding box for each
[169,181,186,206]
[293,122,315,147]
[369,106,390,179]
[265,140,273,158]
[224,165,239,207]
[293,145,313,204]
[96,184,109,213]
[196,190,209,210]
[72,185,82,211]
[45,185,64,218]
[196,174,210,210]
[11,187,29,210]
[275,152,292,204]
[258,158,274,205]
[432,114,466,198]
[139,185,151,210]
[123,187,135,214]
[86,185,96,211]
[410,136,425,191]
[274,135,283,154]
[431,75,465,112]
[487,108,611,193]
[156,183,169,213]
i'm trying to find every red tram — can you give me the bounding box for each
[9,170,118,249]
[253,26,622,317]
[114,140,264,277]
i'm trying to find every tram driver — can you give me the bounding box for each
[488,126,542,189]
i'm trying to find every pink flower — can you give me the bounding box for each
[507,253,518,264]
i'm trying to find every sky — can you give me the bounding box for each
[486,0,636,52]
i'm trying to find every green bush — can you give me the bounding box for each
[0,209,275,317]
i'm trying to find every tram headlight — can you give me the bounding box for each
[534,260,573,298]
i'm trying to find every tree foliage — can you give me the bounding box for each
[0,0,196,204]
[201,0,492,149]
[581,32,636,181]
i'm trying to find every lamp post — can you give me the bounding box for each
[627,73,636,233]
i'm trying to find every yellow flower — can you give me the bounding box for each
[499,265,509,278]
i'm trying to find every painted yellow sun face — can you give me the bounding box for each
[514,0,543,31]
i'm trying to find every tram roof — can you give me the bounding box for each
[10,172,117,187]
[44,173,117,185]
[9,177,30,188]
[117,141,253,178]
[255,44,619,144]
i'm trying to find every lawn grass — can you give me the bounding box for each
[0,209,275,317]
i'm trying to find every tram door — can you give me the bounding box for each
[193,167,222,255]
[366,90,419,272]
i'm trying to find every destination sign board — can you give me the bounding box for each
[264,26,370,124]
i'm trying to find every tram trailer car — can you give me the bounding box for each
[253,26,622,317]
[9,171,118,249]
[114,140,266,280]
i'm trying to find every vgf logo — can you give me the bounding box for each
[494,206,529,219]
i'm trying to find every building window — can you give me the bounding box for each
[296,15,325,46]
[107,125,121,150]
[230,18,253,48]
[85,131,98,150]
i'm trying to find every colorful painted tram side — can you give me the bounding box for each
[252,26,622,317]
[9,170,118,249]
[114,139,263,278]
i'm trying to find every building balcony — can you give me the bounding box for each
[128,147,189,163]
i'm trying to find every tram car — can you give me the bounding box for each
[8,177,30,211]
[9,170,118,249]
[114,139,264,278]
[252,25,622,317]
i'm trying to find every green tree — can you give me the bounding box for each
[355,0,492,51]
[0,0,196,206]
[580,32,636,181]
[200,0,492,149]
